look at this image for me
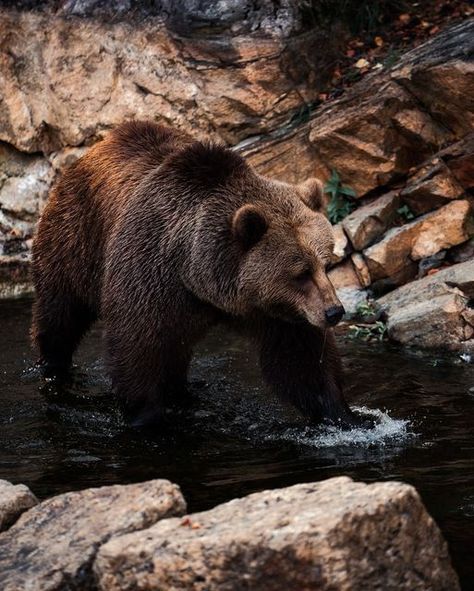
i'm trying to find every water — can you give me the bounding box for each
[1,296,474,589]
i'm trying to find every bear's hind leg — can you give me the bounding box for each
[105,319,193,427]
[32,293,96,374]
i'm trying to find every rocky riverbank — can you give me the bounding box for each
[0,4,473,351]
[0,476,460,590]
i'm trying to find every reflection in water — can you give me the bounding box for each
[1,296,474,590]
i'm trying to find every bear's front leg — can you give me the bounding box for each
[258,320,360,427]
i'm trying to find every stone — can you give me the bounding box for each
[449,238,474,264]
[391,21,474,139]
[336,287,368,318]
[331,223,350,264]
[0,253,32,298]
[385,292,469,351]
[351,253,371,288]
[342,191,400,250]
[308,79,449,198]
[378,260,474,350]
[411,200,473,260]
[94,476,459,591]
[0,479,186,591]
[0,480,37,532]
[328,259,361,290]
[0,6,343,154]
[442,134,474,190]
[401,161,465,215]
[364,200,473,281]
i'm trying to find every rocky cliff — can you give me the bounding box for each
[0,4,473,350]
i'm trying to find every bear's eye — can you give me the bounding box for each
[293,267,313,286]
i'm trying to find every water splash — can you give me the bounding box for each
[265,406,415,449]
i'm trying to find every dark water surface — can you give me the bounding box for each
[1,296,474,588]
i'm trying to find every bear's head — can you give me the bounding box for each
[230,176,345,329]
[168,142,344,329]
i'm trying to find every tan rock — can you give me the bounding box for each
[328,259,361,289]
[331,223,350,264]
[351,253,371,287]
[308,79,449,197]
[0,8,342,154]
[342,191,400,250]
[364,200,473,281]
[378,260,474,350]
[411,200,473,260]
[0,479,186,591]
[0,480,37,532]
[94,477,459,591]
[401,161,465,215]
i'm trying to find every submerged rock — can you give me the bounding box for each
[0,480,37,532]
[94,476,459,591]
[0,479,186,591]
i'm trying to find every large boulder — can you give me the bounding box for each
[0,479,186,591]
[94,476,459,591]
[378,260,474,350]
[363,200,473,282]
[0,480,37,532]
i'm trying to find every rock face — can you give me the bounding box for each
[379,260,474,351]
[0,480,37,532]
[0,479,186,591]
[94,476,459,591]
[0,5,342,154]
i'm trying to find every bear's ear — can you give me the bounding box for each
[298,177,325,212]
[232,204,268,250]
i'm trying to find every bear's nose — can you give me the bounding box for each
[325,305,345,326]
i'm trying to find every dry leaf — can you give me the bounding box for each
[355,58,370,69]
[374,36,384,47]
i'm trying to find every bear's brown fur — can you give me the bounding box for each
[32,120,357,427]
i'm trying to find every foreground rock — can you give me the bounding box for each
[0,479,186,591]
[379,260,474,350]
[0,480,37,532]
[95,476,459,591]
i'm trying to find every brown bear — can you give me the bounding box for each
[32,120,358,427]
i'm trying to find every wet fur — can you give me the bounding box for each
[32,120,355,426]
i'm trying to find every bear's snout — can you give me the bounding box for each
[325,305,345,326]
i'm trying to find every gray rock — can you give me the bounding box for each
[94,476,459,591]
[0,479,186,591]
[0,480,37,532]
[378,260,474,350]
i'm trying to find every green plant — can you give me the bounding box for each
[397,204,415,221]
[355,300,380,320]
[324,169,357,224]
[349,321,387,342]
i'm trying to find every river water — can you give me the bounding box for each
[1,296,474,589]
